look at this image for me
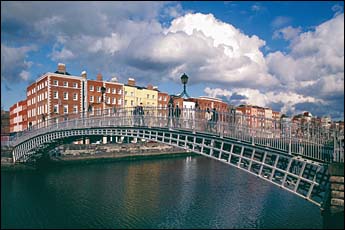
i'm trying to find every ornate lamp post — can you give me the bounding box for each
[179,73,190,99]
[101,86,106,114]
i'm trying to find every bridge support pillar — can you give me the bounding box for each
[322,163,344,229]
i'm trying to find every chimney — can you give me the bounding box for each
[57,63,66,74]
[81,71,87,79]
[96,73,103,81]
[147,84,153,90]
[128,78,135,86]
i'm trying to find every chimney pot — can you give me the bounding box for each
[128,78,135,86]
[57,63,66,74]
[97,73,103,81]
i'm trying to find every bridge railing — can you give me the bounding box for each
[11,107,344,163]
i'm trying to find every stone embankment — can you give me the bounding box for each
[52,142,195,165]
[1,143,197,170]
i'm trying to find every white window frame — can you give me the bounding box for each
[63,105,68,114]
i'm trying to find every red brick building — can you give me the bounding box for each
[86,73,124,115]
[189,96,228,113]
[9,99,27,132]
[26,63,85,127]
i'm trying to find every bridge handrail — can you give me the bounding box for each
[11,107,344,163]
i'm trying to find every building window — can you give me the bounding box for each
[147,94,149,99]
[97,86,101,92]
[130,100,134,106]
[73,106,78,114]
[64,105,68,114]
[152,95,155,99]
[63,92,68,100]
[53,91,58,99]
[164,96,167,101]
[63,81,68,87]
[73,93,78,101]
[107,88,110,93]
[112,88,116,94]
[118,99,122,105]
[53,80,58,86]
[159,96,162,101]
[130,92,134,97]
[98,96,102,103]
[118,89,122,95]
[124,100,127,106]
[54,105,58,114]
[73,82,78,88]
[125,91,127,96]
[45,92,48,99]
[45,81,48,87]
[90,85,94,91]
[112,98,116,104]
[90,96,94,102]
[107,97,110,104]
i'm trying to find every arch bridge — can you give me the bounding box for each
[10,107,344,208]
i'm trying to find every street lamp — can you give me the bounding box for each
[101,86,106,102]
[101,86,106,114]
[179,73,190,99]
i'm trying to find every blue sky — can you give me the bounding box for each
[1,1,344,120]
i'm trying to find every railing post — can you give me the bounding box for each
[333,129,336,163]
[289,124,292,155]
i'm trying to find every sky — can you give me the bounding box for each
[1,1,344,120]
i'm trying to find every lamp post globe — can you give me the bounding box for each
[181,73,189,85]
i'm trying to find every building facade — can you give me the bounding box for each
[9,99,27,133]
[26,63,85,127]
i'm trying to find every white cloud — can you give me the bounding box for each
[50,44,75,61]
[271,16,292,28]
[273,26,302,41]
[204,87,323,115]
[19,70,30,81]
[267,13,344,95]
[1,44,36,83]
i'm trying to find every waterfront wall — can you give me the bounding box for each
[323,163,344,229]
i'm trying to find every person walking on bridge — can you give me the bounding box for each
[167,103,175,128]
[205,108,213,132]
[174,105,181,128]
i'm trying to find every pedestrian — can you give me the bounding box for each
[174,105,181,128]
[212,108,218,132]
[205,108,213,132]
[138,102,145,126]
[167,103,175,128]
[133,105,139,126]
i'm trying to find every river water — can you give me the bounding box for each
[1,155,322,229]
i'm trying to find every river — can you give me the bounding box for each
[1,155,322,229]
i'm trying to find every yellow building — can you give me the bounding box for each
[123,78,158,109]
